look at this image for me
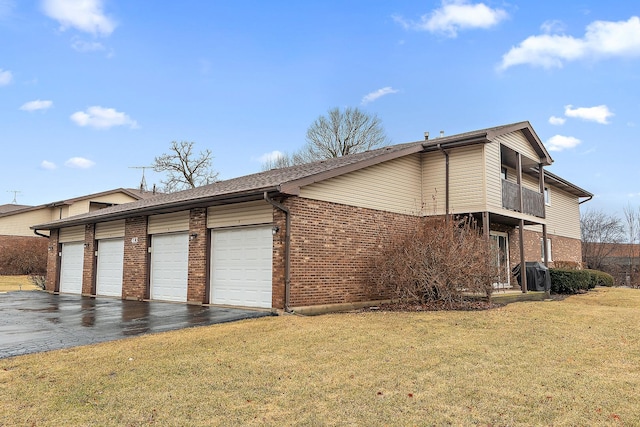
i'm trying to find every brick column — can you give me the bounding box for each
[45,229,60,292]
[82,224,96,295]
[272,205,286,310]
[123,216,149,300]
[187,208,208,303]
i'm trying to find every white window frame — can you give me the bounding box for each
[541,238,552,262]
[544,187,550,206]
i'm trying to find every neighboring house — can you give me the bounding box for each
[586,243,640,286]
[33,122,591,312]
[0,188,155,274]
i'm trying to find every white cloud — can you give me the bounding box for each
[548,116,566,125]
[361,87,399,105]
[41,0,116,36]
[0,68,12,86]
[40,160,57,170]
[564,104,613,124]
[394,0,508,38]
[499,16,640,69]
[546,135,581,151]
[70,106,138,129]
[71,38,105,52]
[64,157,95,169]
[20,99,53,112]
[258,150,285,164]
[540,20,566,34]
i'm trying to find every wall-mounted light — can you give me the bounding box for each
[189,233,198,241]
[83,243,89,248]
[272,226,280,235]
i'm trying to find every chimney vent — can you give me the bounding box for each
[424,132,429,141]
[440,130,445,138]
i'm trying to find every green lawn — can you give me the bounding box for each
[1,287,639,426]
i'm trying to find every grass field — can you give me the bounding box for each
[1,287,639,426]
[0,275,38,292]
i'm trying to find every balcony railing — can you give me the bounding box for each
[502,179,545,218]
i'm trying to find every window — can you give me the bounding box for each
[544,187,550,205]
[500,167,507,180]
[541,238,552,262]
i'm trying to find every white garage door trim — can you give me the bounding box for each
[150,232,189,302]
[210,226,273,308]
[60,242,84,294]
[96,238,124,297]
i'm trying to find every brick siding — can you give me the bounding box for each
[187,208,208,303]
[122,216,149,300]
[45,229,59,292]
[508,227,582,271]
[82,224,96,295]
[283,197,421,308]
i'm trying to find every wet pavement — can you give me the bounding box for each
[0,291,274,359]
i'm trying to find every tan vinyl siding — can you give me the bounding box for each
[148,211,189,234]
[0,209,53,236]
[421,152,446,215]
[95,220,126,239]
[448,145,486,214]
[495,131,540,163]
[544,187,582,239]
[207,201,273,228]
[299,154,423,215]
[504,167,540,191]
[68,192,139,217]
[59,225,85,243]
[485,142,502,209]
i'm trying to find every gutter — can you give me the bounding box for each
[263,192,292,313]
[437,143,450,219]
[33,229,49,239]
[579,195,593,205]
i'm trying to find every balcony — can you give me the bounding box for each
[502,179,545,218]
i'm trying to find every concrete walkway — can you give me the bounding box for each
[0,291,273,359]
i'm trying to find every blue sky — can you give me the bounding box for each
[1,1,638,216]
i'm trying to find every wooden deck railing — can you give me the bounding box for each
[502,179,545,218]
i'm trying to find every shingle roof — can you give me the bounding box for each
[0,204,31,214]
[30,121,589,231]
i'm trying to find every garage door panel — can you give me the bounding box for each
[211,226,272,308]
[60,242,84,294]
[150,233,189,302]
[96,238,124,297]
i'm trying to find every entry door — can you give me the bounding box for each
[60,242,84,294]
[96,238,124,297]
[490,232,510,288]
[211,226,273,308]
[150,233,189,302]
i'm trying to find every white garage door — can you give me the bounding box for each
[150,233,189,302]
[211,226,272,308]
[96,238,124,297]
[60,242,84,294]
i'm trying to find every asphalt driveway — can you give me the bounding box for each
[0,291,273,359]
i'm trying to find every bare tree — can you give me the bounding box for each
[581,209,624,270]
[261,151,294,171]
[296,107,389,163]
[153,141,219,193]
[623,204,640,284]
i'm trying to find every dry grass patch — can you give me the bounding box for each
[1,288,639,426]
[0,275,38,292]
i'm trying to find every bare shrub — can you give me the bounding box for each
[373,216,498,308]
[0,238,47,275]
[29,275,46,290]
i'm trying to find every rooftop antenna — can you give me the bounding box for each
[129,166,153,192]
[7,190,21,204]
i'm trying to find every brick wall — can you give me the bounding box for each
[122,216,149,300]
[187,208,207,303]
[272,206,286,309]
[508,227,582,270]
[0,235,48,275]
[45,229,59,292]
[82,224,96,295]
[283,197,421,307]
